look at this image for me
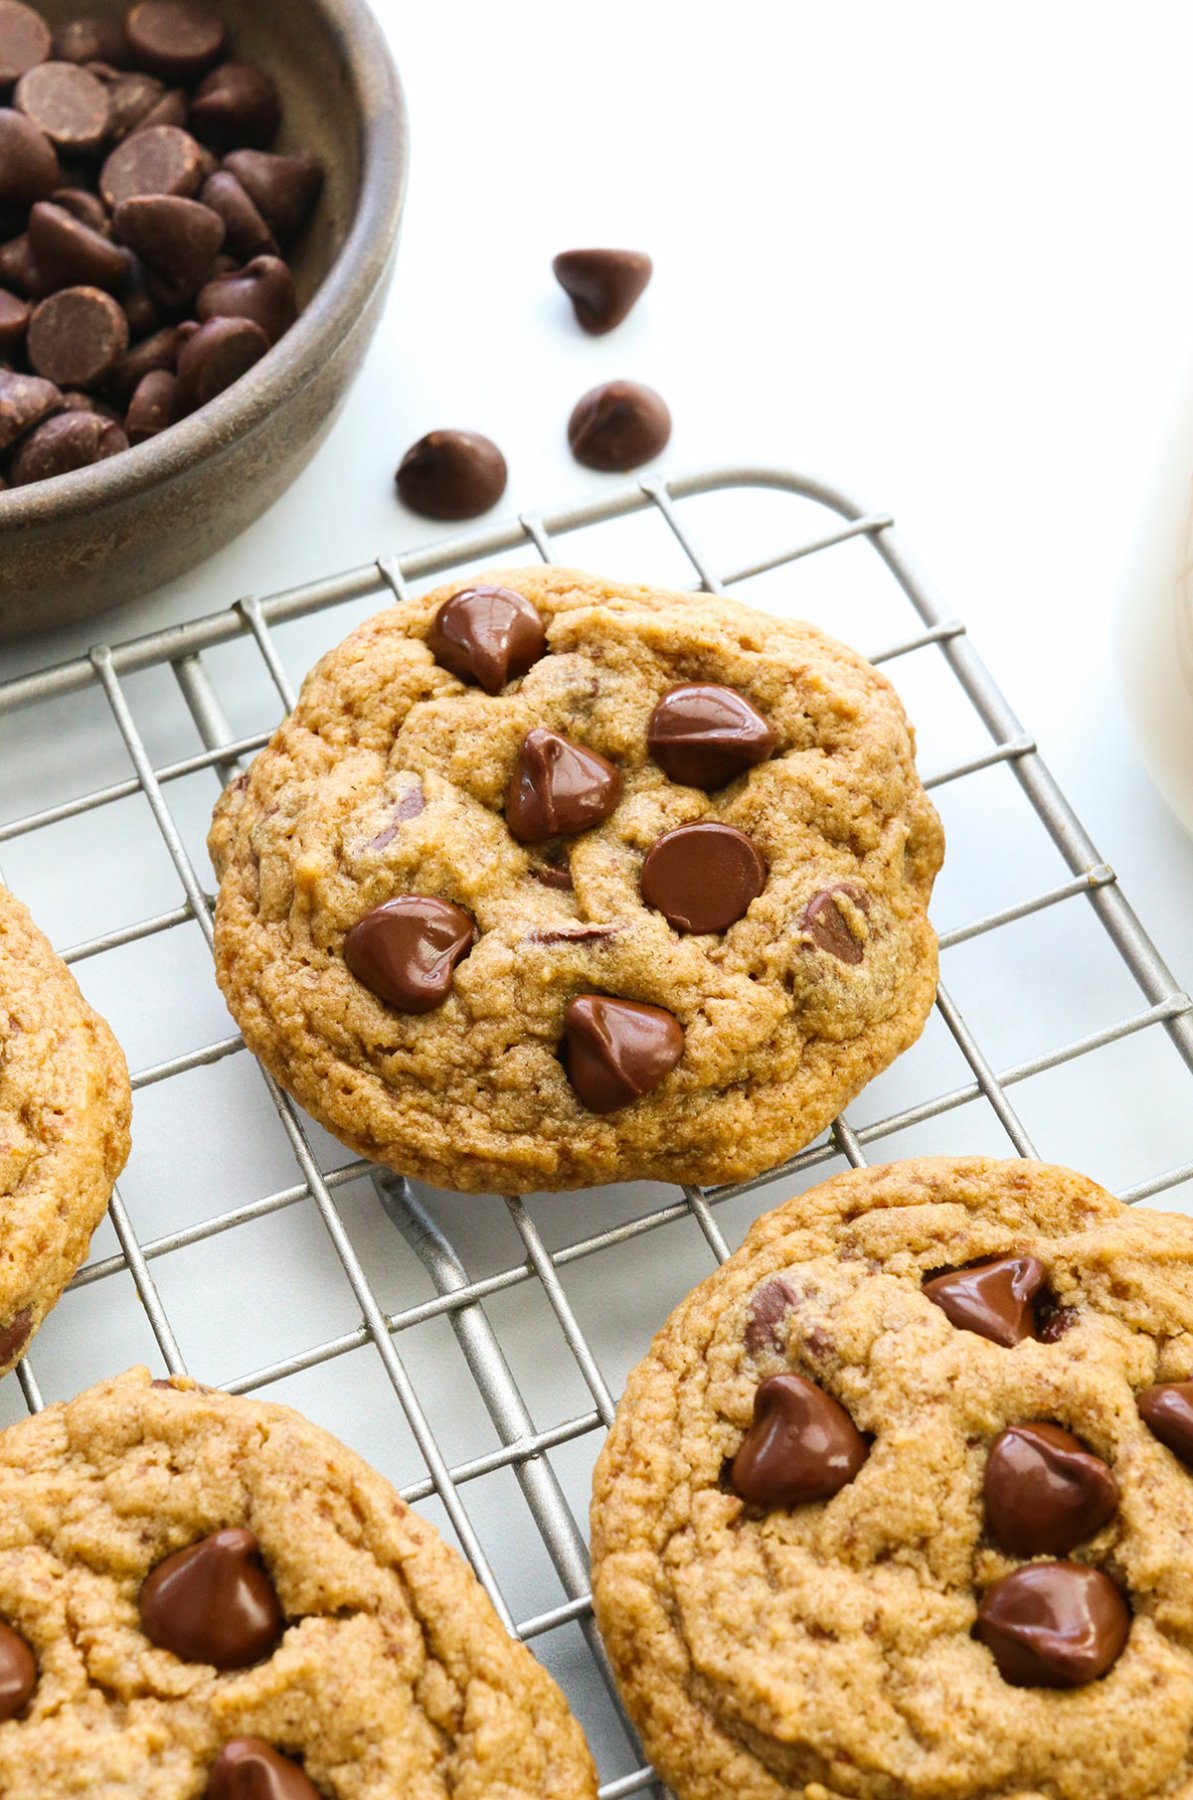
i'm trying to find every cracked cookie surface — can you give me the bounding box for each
[208,568,942,1193]
[0,1368,597,1798]
[0,884,130,1373]
[590,1157,1193,1800]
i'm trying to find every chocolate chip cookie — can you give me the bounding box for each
[0,882,130,1373]
[208,568,943,1193]
[0,1367,597,1797]
[591,1157,1193,1800]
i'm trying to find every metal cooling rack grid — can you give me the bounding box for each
[2,465,1193,1797]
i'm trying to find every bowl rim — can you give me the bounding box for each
[0,0,409,526]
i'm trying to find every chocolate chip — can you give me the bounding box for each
[53,17,128,67]
[60,387,122,419]
[561,994,683,1113]
[0,1307,32,1365]
[139,1527,283,1669]
[106,319,175,399]
[975,1563,1130,1688]
[112,192,223,297]
[28,200,128,291]
[196,252,293,344]
[801,884,870,965]
[222,148,322,246]
[0,230,45,297]
[125,364,175,440]
[0,283,27,350]
[527,924,618,946]
[26,283,128,386]
[0,3,51,90]
[125,2,225,84]
[984,1423,1119,1556]
[88,64,162,139]
[505,728,622,843]
[198,168,276,258]
[923,1255,1048,1348]
[529,858,573,891]
[567,378,671,471]
[427,585,546,694]
[190,61,279,150]
[553,247,652,335]
[118,245,161,332]
[395,427,507,522]
[174,312,267,412]
[0,366,59,446]
[0,1620,35,1721]
[1137,1381,1193,1466]
[744,1278,797,1356]
[641,821,765,934]
[730,1373,868,1506]
[14,62,111,153]
[207,1739,321,1800]
[136,85,188,134]
[1040,1304,1079,1343]
[50,185,109,232]
[100,123,204,208]
[9,406,126,481]
[343,895,476,1014]
[0,109,58,210]
[367,784,424,850]
[647,683,775,789]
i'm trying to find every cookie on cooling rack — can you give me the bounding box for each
[207,567,943,1192]
[0,884,130,1375]
[0,1367,597,1797]
[591,1156,1193,1800]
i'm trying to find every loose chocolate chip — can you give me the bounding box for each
[207,1739,321,1800]
[0,1308,32,1364]
[647,683,775,789]
[731,1373,868,1507]
[427,585,546,694]
[561,994,683,1113]
[28,200,128,291]
[0,282,27,349]
[199,168,276,258]
[88,64,162,139]
[100,123,204,208]
[984,1423,1119,1557]
[553,247,652,335]
[0,1620,35,1721]
[174,312,267,412]
[222,148,322,246]
[190,61,279,150]
[125,1,226,84]
[343,895,475,1014]
[641,821,765,934]
[135,86,189,136]
[118,246,161,333]
[113,192,223,298]
[567,378,671,471]
[0,108,58,210]
[26,283,128,386]
[139,1528,283,1669]
[0,366,59,446]
[0,3,50,90]
[801,884,870,965]
[196,252,293,344]
[505,728,622,843]
[975,1563,1129,1688]
[51,185,109,232]
[54,17,128,67]
[107,318,174,399]
[1137,1381,1193,1466]
[10,405,125,480]
[125,364,176,441]
[395,427,508,522]
[744,1278,798,1357]
[15,62,111,153]
[0,230,45,296]
[923,1255,1048,1348]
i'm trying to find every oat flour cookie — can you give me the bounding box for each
[0,884,130,1373]
[0,1368,597,1798]
[208,569,942,1192]
[591,1157,1193,1800]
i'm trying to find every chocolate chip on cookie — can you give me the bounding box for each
[427,585,547,694]
[343,896,476,1014]
[561,994,683,1112]
[0,1620,35,1721]
[975,1562,1130,1688]
[505,728,622,843]
[647,683,775,789]
[801,883,870,964]
[207,1739,321,1800]
[1137,1381,1193,1465]
[139,1527,283,1669]
[984,1423,1119,1556]
[641,820,766,934]
[731,1373,868,1506]
[923,1254,1048,1346]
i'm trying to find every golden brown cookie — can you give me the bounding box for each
[0,883,130,1373]
[591,1158,1193,1800]
[0,1367,597,1797]
[208,568,942,1193]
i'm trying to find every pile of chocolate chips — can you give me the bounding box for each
[0,0,323,487]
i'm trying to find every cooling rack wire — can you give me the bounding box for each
[2,465,1193,1797]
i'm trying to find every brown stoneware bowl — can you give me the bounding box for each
[0,0,407,638]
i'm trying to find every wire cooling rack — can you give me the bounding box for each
[2,464,1193,1797]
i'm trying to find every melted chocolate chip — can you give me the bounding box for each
[505,729,622,843]
[344,895,475,1014]
[395,428,508,522]
[567,377,671,471]
[801,884,870,964]
[730,1373,868,1507]
[641,820,765,933]
[529,857,573,891]
[0,1620,34,1721]
[553,247,652,335]
[427,586,546,695]
[561,994,683,1112]
[984,1423,1119,1557]
[975,1563,1130,1688]
[647,684,775,790]
[922,1255,1048,1347]
[0,1308,32,1366]
[744,1278,797,1356]
[368,785,425,851]
[206,1739,321,1800]
[527,924,618,945]
[139,1528,282,1669]
[1137,1381,1193,1467]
